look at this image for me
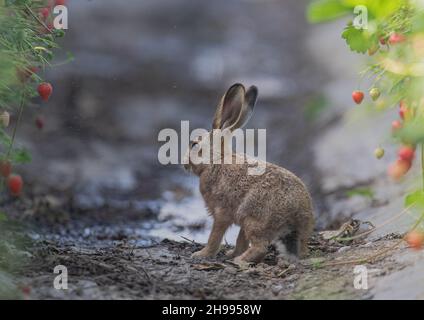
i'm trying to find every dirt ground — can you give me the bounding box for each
[21,226,408,300]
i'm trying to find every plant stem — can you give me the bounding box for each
[422,143,424,191]
[6,91,26,159]
[24,4,53,34]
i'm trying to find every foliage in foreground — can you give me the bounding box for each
[307,0,424,245]
[0,0,67,298]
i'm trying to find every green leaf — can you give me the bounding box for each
[0,212,7,222]
[341,25,373,53]
[11,148,31,164]
[307,0,350,23]
[398,116,424,145]
[405,190,424,209]
[346,187,374,199]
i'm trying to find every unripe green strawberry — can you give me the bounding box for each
[369,88,381,101]
[0,111,10,127]
[368,44,379,56]
[374,147,385,159]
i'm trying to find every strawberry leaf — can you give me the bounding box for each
[341,26,373,53]
[11,148,31,164]
[405,190,424,209]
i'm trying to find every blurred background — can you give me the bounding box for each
[6,0,336,245]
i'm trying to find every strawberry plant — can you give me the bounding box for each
[0,0,68,298]
[0,0,68,194]
[308,0,424,248]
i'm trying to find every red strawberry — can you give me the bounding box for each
[392,120,402,131]
[55,0,66,5]
[352,91,364,104]
[39,7,50,20]
[7,174,23,196]
[399,101,411,120]
[379,37,387,45]
[0,160,12,177]
[405,231,424,250]
[37,82,53,101]
[389,33,406,45]
[388,159,411,180]
[398,146,415,162]
[35,116,45,130]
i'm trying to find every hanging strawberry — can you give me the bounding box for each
[38,82,53,101]
[35,116,45,130]
[39,7,50,20]
[352,90,364,104]
[398,146,415,162]
[389,33,406,45]
[374,147,385,159]
[7,174,23,196]
[391,120,402,131]
[369,88,380,101]
[0,160,12,177]
[405,230,424,250]
[0,111,10,127]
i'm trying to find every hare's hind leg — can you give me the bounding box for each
[236,236,268,263]
[298,216,314,258]
[290,212,314,258]
[235,223,272,263]
[226,227,249,258]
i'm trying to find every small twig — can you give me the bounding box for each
[180,236,201,245]
[6,91,26,158]
[277,266,294,277]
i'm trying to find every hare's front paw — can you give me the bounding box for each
[233,256,253,269]
[191,248,213,258]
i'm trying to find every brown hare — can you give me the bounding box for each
[184,83,314,263]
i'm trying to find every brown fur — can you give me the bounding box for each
[185,84,314,263]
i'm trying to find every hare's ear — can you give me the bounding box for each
[212,83,245,130]
[231,85,258,130]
